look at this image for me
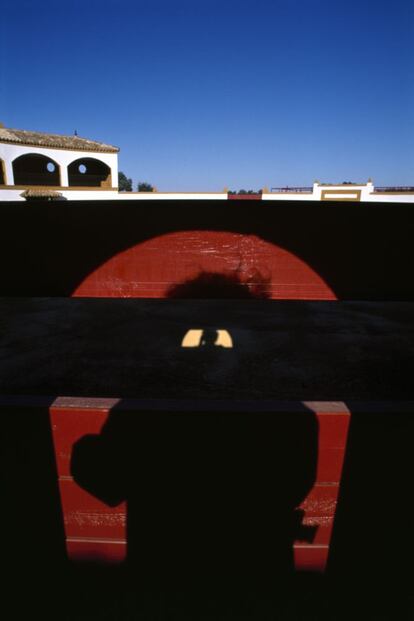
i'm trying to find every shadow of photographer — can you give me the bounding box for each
[71,405,318,616]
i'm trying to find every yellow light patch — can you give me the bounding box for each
[181,329,233,348]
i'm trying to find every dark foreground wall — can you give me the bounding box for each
[1,198,413,299]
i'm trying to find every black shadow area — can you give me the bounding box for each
[71,405,318,618]
[2,402,67,616]
[327,409,414,618]
[167,271,270,299]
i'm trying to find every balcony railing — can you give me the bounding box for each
[68,174,111,187]
[12,172,60,186]
[374,186,414,193]
[270,187,313,193]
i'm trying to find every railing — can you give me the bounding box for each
[13,172,60,186]
[374,186,414,193]
[68,174,111,187]
[270,187,313,193]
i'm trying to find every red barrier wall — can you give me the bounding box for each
[49,398,351,573]
[73,231,335,299]
[1,199,413,300]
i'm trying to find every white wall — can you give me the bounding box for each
[262,182,414,203]
[116,192,228,200]
[1,142,413,204]
[2,185,413,202]
[364,192,414,203]
[262,192,315,202]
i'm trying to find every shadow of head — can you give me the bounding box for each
[167,270,271,299]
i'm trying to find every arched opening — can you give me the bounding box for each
[68,158,111,187]
[12,154,61,186]
[0,159,5,185]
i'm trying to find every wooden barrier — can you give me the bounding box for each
[48,398,351,573]
[1,200,414,300]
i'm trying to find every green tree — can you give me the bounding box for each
[137,181,154,192]
[118,172,133,192]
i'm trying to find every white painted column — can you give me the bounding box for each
[4,159,14,185]
[60,164,69,187]
[110,161,118,188]
[312,183,321,200]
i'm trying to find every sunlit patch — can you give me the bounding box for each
[181,329,233,348]
[72,230,337,300]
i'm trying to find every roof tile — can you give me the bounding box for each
[0,127,119,153]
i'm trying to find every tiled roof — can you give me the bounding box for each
[20,189,64,199]
[0,127,119,152]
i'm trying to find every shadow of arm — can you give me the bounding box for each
[71,434,126,507]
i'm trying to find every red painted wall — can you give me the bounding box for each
[73,231,335,299]
[1,199,413,300]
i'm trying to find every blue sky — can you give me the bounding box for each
[1,0,413,190]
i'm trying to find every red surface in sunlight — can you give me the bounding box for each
[73,231,336,299]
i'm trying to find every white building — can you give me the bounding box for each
[1,123,413,202]
[0,123,119,201]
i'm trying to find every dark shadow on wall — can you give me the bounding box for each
[2,400,67,617]
[167,271,271,299]
[3,403,412,619]
[327,408,414,618]
[4,399,413,619]
[71,405,318,618]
